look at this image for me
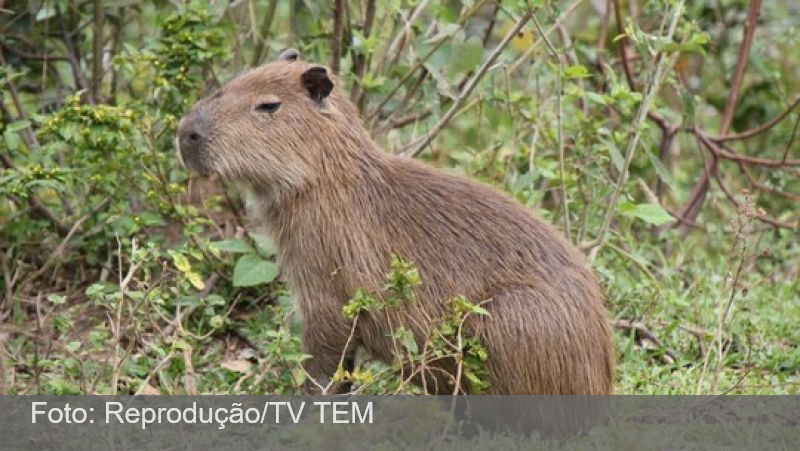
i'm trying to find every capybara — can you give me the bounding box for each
[177,49,614,395]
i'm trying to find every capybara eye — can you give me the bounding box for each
[255,102,281,113]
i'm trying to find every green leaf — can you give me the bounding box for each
[6,120,31,133]
[564,64,590,79]
[645,149,676,191]
[233,254,279,287]
[620,202,673,226]
[48,294,67,305]
[168,250,191,273]
[186,271,206,290]
[451,36,484,75]
[35,5,56,21]
[175,295,201,307]
[585,91,609,105]
[603,139,624,173]
[209,238,254,254]
[249,233,277,257]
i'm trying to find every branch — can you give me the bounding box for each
[507,0,584,75]
[531,12,570,238]
[250,0,278,66]
[695,131,797,229]
[400,9,534,158]
[676,0,762,230]
[350,0,377,109]
[697,129,800,167]
[0,155,69,237]
[711,97,800,143]
[367,0,489,123]
[720,0,763,136]
[0,44,69,62]
[613,319,678,364]
[612,0,636,89]
[583,0,686,260]
[56,4,94,104]
[330,0,345,74]
[91,0,105,101]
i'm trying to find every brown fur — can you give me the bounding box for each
[178,58,614,395]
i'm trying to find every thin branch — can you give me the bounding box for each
[711,97,800,143]
[351,0,377,109]
[250,0,277,66]
[696,132,796,228]
[531,12,570,238]
[0,44,69,62]
[330,0,345,74]
[55,4,94,103]
[781,103,800,164]
[378,0,432,73]
[400,9,534,158]
[507,0,584,75]
[367,0,489,123]
[676,0,763,230]
[612,0,636,90]
[697,129,800,167]
[735,160,800,202]
[583,1,686,260]
[91,0,105,101]
[720,0,763,136]
[613,319,678,364]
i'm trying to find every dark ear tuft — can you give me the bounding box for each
[278,48,300,61]
[301,66,333,104]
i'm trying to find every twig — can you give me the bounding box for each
[378,0,432,73]
[350,0,377,109]
[0,49,39,148]
[698,130,800,167]
[507,0,584,75]
[0,44,69,62]
[612,0,636,89]
[583,0,686,260]
[696,192,755,393]
[330,0,344,74]
[781,102,800,164]
[367,0,489,123]
[250,0,277,66]
[162,274,220,337]
[91,0,105,101]
[55,4,94,104]
[720,0,763,136]
[531,12,570,238]
[676,0,763,230]
[613,319,678,364]
[0,154,69,237]
[711,97,800,143]
[182,345,197,395]
[400,9,534,157]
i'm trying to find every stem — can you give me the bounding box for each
[91,0,104,101]
[250,0,278,66]
[330,0,344,74]
[401,9,534,157]
[584,0,686,260]
[531,12,570,239]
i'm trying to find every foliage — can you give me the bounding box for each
[0,0,798,396]
[341,258,491,394]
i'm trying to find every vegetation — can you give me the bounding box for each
[0,0,797,396]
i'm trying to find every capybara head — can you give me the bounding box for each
[177,49,367,195]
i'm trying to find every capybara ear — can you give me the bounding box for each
[301,66,333,104]
[277,48,300,61]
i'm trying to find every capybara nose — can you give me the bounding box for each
[178,110,209,153]
[177,109,210,171]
